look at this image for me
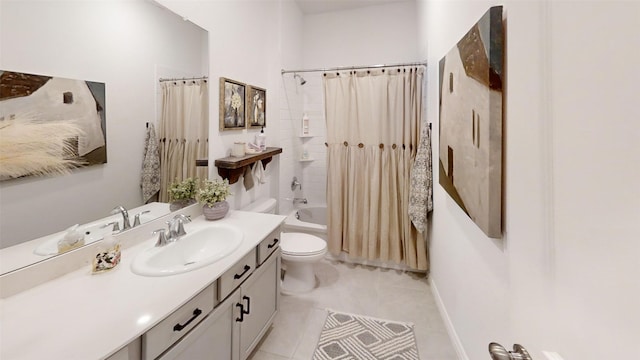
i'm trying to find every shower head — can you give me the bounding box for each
[294,73,306,86]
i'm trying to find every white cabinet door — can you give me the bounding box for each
[238,251,279,360]
[159,290,241,360]
[106,338,141,360]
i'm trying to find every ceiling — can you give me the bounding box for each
[295,0,411,15]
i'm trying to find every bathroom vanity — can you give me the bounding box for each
[0,209,285,360]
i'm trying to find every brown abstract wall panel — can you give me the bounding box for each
[438,6,504,238]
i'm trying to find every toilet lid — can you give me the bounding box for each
[280,233,326,256]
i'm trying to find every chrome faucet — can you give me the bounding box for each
[152,228,170,247]
[153,214,191,247]
[133,210,151,227]
[291,176,302,191]
[293,197,308,205]
[167,214,191,242]
[111,206,131,230]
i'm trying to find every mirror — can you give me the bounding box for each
[0,202,171,275]
[0,0,208,275]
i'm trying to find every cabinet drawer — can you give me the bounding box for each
[257,228,280,265]
[143,284,215,360]
[218,249,256,301]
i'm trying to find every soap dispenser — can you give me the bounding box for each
[255,126,266,151]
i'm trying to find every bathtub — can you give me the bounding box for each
[283,205,421,272]
[283,206,327,240]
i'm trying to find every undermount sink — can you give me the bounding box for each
[131,224,243,277]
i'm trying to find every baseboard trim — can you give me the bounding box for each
[429,278,469,360]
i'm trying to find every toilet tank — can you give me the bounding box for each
[241,198,277,214]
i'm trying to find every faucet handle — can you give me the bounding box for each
[170,214,191,238]
[133,210,151,227]
[291,176,302,191]
[166,214,191,239]
[152,229,169,247]
[173,213,191,222]
[101,221,120,232]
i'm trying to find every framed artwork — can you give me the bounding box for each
[0,70,107,181]
[219,77,245,131]
[438,6,504,238]
[246,85,266,129]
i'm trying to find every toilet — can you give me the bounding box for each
[242,198,327,293]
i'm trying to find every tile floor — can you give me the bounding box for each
[248,259,458,360]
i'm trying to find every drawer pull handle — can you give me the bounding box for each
[234,265,251,279]
[236,303,244,322]
[173,308,203,332]
[242,296,251,315]
[267,238,279,249]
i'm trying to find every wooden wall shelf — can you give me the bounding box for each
[214,147,282,184]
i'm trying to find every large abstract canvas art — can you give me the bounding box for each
[0,70,107,180]
[439,6,504,238]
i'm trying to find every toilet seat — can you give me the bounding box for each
[281,233,326,256]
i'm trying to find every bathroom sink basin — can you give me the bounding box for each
[32,212,159,256]
[131,224,243,277]
[33,222,116,256]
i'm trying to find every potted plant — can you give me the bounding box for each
[197,179,232,220]
[167,177,199,211]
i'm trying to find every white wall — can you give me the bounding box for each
[278,1,305,216]
[154,0,289,212]
[549,2,640,358]
[154,1,420,215]
[286,1,422,209]
[299,74,326,206]
[0,0,206,247]
[303,1,420,69]
[421,0,640,359]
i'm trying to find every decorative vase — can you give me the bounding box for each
[169,198,197,212]
[202,201,229,220]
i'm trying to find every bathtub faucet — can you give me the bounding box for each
[291,176,302,191]
[292,197,308,205]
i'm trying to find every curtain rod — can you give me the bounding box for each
[281,61,427,74]
[159,76,208,82]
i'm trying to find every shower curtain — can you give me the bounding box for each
[158,80,209,202]
[324,67,428,271]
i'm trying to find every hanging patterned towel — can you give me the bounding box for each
[409,124,433,233]
[141,123,161,203]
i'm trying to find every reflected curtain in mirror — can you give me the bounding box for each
[158,80,208,202]
[323,67,427,271]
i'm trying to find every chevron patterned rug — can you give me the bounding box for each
[312,310,419,360]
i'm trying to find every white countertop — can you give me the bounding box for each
[0,210,285,360]
[0,202,172,275]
